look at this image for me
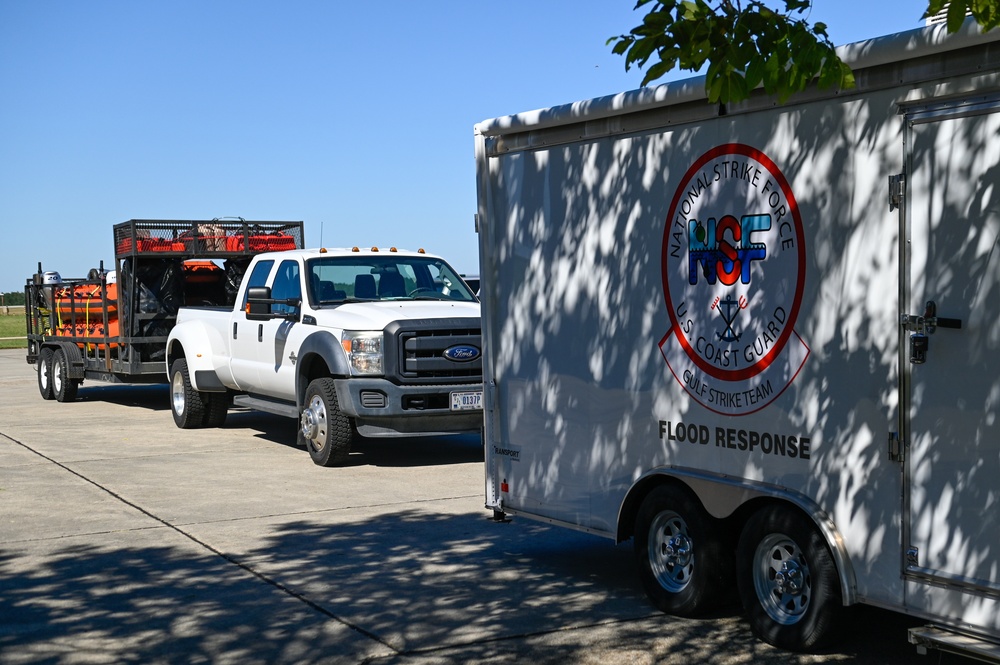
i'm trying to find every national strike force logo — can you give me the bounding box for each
[659,144,810,416]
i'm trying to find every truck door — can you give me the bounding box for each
[255,258,302,398]
[901,95,1000,599]
[230,259,275,393]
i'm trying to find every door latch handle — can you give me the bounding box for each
[901,300,962,364]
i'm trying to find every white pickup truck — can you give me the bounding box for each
[165,246,483,465]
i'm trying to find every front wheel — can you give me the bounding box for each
[736,506,843,652]
[37,347,55,400]
[298,378,352,466]
[633,484,728,617]
[170,358,207,429]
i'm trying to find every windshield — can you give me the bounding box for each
[306,255,478,305]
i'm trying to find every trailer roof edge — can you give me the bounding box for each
[474,17,1000,138]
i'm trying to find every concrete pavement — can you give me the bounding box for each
[0,349,957,664]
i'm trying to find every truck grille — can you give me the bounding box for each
[389,322,482,382]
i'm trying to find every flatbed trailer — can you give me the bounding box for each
[26,218,303,400]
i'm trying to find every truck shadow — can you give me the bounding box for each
[224,409,484,467]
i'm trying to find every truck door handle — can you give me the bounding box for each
[233,322,238,340]
[258,324,263,342]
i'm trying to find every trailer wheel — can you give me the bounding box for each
[52,348,79,403]
[634,484,727,617]
[736,506,843,652]
[298,378,352,467]
[202,391,229,428]
[170,358,207,429]
[37,347,55,400]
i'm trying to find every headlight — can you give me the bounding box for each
[341,331,383,375]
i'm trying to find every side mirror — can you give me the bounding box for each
[246,286,274,321]
[245,286,302,322]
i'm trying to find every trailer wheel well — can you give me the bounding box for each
[617,475,704,543]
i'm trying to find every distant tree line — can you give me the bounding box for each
[2,291,26,307]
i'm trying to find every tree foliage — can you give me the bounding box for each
[609,0,999,105]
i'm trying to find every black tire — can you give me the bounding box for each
[633,484,729,617]
[202,391,229,428]
[169,358,207,429]
[37,347,55,400]
[52,348,79,403]
[736,505,843,652]
[298,378,352,466]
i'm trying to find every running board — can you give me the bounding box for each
[909,625,1000,663]
[232,394,299,419]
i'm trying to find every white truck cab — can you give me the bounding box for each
[166,246,483,465]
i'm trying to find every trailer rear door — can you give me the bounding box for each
[902,94,1000,600]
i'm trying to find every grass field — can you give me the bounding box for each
[0,313,28,349]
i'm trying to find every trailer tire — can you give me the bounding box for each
[736,505,843,652]
[37,347,55,400]
[634,484,728,617]
[299,378,352,467]
[170,358,207,429]
[52,348,79,403]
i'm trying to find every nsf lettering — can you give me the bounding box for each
[658,420,811,460]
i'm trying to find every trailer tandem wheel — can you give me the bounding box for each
[51,347,79,403]
[37,347,55,400]
[736,505,843,652]
[634,484,728,617]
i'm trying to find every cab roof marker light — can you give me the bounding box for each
[352,247,360,252]
[418,248,426,254]
[319,247,328,254]
[390,247,397,252]
[371,246,379,252]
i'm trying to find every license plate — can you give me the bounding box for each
[450,390,483,411]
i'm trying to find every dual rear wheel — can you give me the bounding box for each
[169,358,228,429]
[634,486,842,652]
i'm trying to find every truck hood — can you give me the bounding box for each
[313,300,481,330]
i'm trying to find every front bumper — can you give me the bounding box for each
[333,377,483,437]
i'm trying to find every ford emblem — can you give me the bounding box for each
[443,345,481,362]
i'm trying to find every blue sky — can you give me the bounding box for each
[1,1,933,292]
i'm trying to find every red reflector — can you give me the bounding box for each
[500,480,509,493]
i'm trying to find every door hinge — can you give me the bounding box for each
[888,173,905,211]
[888,431,904,462]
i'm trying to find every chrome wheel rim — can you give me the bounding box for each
[300,394,328,452]
[171,371,186,416]
[753,533,811,625]
[648,510,694,593]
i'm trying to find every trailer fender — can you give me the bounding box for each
[618,467,857,607]
[45,341,85,380]
[294,331,349,410]
[166,320,228,392]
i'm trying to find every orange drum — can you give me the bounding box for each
[53,282,118,321]
[53,319,120,349]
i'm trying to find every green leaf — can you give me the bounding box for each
[947,0,971,31]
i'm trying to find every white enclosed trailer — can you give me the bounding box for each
[475,20,1000,659]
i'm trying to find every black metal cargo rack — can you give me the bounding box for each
[26,219,305,387]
